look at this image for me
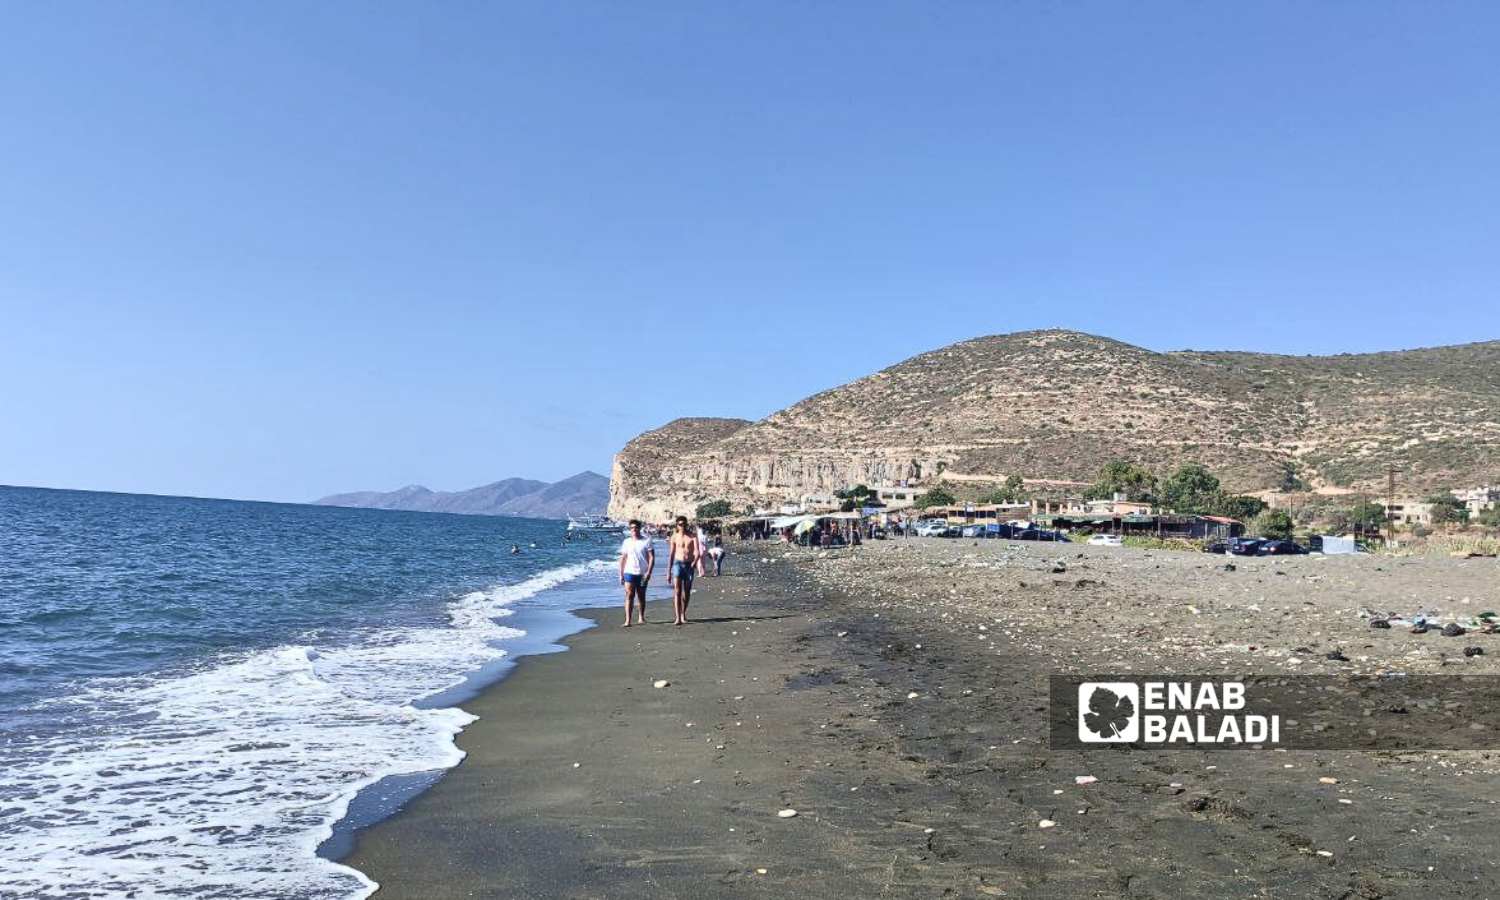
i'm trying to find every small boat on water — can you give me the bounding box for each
[566,515,624,534]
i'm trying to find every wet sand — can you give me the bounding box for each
[347,544,1500,898]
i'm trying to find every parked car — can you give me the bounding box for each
[1208,537,1262,555]
[961,524,984,538]
[914,520,948,537]
[1087,534,1123,547]
[869,526,887,540]
[1257,539,1308,556]
[1015,527,1070,542]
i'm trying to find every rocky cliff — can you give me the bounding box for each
[608,330,1500,519]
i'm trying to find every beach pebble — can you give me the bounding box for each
[1318,777,1338,784]
[1075,775,1098,785]
[1038,819,1057,829]
[907,692,919,699]
[653,680,670,689]
[777,809,798,818]
[756,868,768,875]
[1316,850,1334,858]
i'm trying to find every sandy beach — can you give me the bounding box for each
[347,541,1500,898]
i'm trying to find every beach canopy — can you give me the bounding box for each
[793,519,818,536]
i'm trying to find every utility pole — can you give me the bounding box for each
[1385,464,1397,548]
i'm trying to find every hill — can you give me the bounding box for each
[317,471,609,519]
[607,330,1500,520]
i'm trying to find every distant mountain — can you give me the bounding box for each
[316,472,609,519]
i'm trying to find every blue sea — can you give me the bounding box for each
[0,486,627,899]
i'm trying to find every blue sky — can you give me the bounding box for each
[3,2,1497,502]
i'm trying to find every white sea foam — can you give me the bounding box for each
[0,560,612,899]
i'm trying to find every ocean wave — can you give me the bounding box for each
[0,559,612,900]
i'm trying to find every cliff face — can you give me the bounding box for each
[607,418,754,521]
[608,330,1500,517]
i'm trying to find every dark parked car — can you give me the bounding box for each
[1257,539,1308,556]
[1014,527,1070,542]
[1228,537,1265,556]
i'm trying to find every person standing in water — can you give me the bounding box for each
[667,515,700,625]
[617,520,654,627]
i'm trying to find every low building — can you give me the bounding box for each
[1047,513,1243,540]
[799,493,839,512]
[1383,500,1434,526]
[927,503,1031,524]
[1454,485,1500,518]
[874,485,919,510]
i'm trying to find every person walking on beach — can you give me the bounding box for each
[708,537,725,576]
[667,515,700,625]
[618,520,654,627]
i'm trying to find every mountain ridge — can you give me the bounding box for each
[317,471,608,519]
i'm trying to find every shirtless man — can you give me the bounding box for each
[617,520,654,626]
[667,515,700,625]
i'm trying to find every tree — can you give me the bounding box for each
[1212,494,1267,521]
[1085,460,1158,504]
[834,484,872,501]
[913,486,956,510]
[1161,463,1222,514]
[1478,506,1500,527]
[1330,501,1387,533]
[695,499,732,519]
[1426,494,1468,525]
[1252,509,1295,540]
[1277,463,1308,493]
[979,474,1028,505]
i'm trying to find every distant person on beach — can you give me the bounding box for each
[617,519,654,627]
[708,537,725,576]
[668,515,699,625]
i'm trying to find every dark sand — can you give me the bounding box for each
[347,550,1500,899]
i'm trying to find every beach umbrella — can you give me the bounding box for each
[794,519,817,536]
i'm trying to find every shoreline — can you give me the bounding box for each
[345,543,1500,898]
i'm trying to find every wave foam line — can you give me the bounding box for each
[0,559,613,900]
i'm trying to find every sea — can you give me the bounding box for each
[0,485,630,899]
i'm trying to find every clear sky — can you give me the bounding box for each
[3,3,1497,502]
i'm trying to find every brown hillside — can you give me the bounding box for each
[608,330,1500,519]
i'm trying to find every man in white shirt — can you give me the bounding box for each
[618,519,655,627]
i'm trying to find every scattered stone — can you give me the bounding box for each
[1325,650,1349,662]
[1410,623,1429,634]
[1318,777,1338,784]
[907,692,919,699]
[1370,619,1391,629]
[1464,646,1484,657]
[1075,775,1098,785]
[777,809,798,818]
[653,680,670,689]
[1038,819,1057,829]
[1442,623,1467,637]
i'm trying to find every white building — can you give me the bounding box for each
[1453,485,1500,518]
